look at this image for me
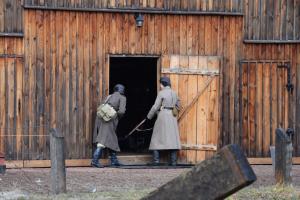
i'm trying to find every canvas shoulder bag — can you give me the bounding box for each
[97,95,117,122]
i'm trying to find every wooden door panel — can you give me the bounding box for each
[161,55,220,164]
[241,61,289,157]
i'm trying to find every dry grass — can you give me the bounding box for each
[1,189,152,200]
[227,186,300,200]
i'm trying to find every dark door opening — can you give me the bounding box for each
[109,56,158,154]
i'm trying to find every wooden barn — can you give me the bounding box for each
[0,0,300,167]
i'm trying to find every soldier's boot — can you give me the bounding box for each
[110,151,122,167]
[170,150,177,166]
[153,150,160,166]
[91,147,104,168]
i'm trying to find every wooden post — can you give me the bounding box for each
[50,128,66,194]
[142,144,256,200]
[275,128,293,185]
[0,152,6,174]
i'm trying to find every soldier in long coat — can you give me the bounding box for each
[91,84,126,168]
[146,77,181,166]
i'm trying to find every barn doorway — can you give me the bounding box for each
[109,56,158,154]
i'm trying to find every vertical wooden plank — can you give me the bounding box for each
[248,63,256,157]
[198,16,205,55]
[68,11,76,158]
[116,13,123,53]
[154,14,162,54]
[82,12,90,158]
[178,56,188,164]
[179,15,187,55]
[77,12,84,158]
[196,74,207,162]
[161,14,167,54]
[207,72,219,152]
[295,44,300,155]
[44,10,51,159]
[56,11,64,159]
[0,0,4,32]
[286,0,294,40]
[228,17,235,144]
[255,63,263,157]
[166,15,174,54]
[266,0,274,40]
[186,16,193,55]
[110,13,117,54]
[0,59,5,154]
[63,11,70,158]
[97,13,104,101]
[6,58,15,159]
[262,63,271,156]
[36,10,45,159]
[128,12,136,54]
[22,10,30,160]
[295,0,300,40]
[290,45,297,154]
[4,0,12,32]
[283,45,290,129]
[90,11,97,159]
[280,0,287,40]
[260,0,267,40]
[270,63,278,146]
[191,16,198,55]
[186,57,197,163]
[204,16,212,55]
[15,58,23,159]
[242,63,249,154]
[29,10,37,160]
[173,15,180,54]
[222,17,230,146]
[122,14,129,54]
[234,17,242,147]
[148,14,155,54]
[273,0,281,40]
[50,10,57,151]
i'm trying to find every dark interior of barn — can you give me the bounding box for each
[109,57,158,154]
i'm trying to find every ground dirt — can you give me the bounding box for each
[0,165,300,199]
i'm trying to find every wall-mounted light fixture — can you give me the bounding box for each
[134,13,144,27]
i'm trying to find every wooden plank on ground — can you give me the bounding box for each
[142,144,257,200]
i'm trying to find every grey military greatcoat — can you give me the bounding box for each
[93,92,126,152]
[147,86,181,150]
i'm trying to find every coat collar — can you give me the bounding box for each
[163,86,171,90]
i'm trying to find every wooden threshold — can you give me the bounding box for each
[6,155,153,168]
[6,157,300,168]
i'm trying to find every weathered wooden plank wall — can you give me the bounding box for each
[0,0,23,33]
[0,37,23,55]
[244,0,300,42]
[24,0,243,12]
[237,44,300,156]
[0,10,242,161]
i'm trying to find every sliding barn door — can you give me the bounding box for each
[240,61,290,157]
[161,55,220,164]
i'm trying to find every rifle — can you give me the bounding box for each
[123,118,147,139]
